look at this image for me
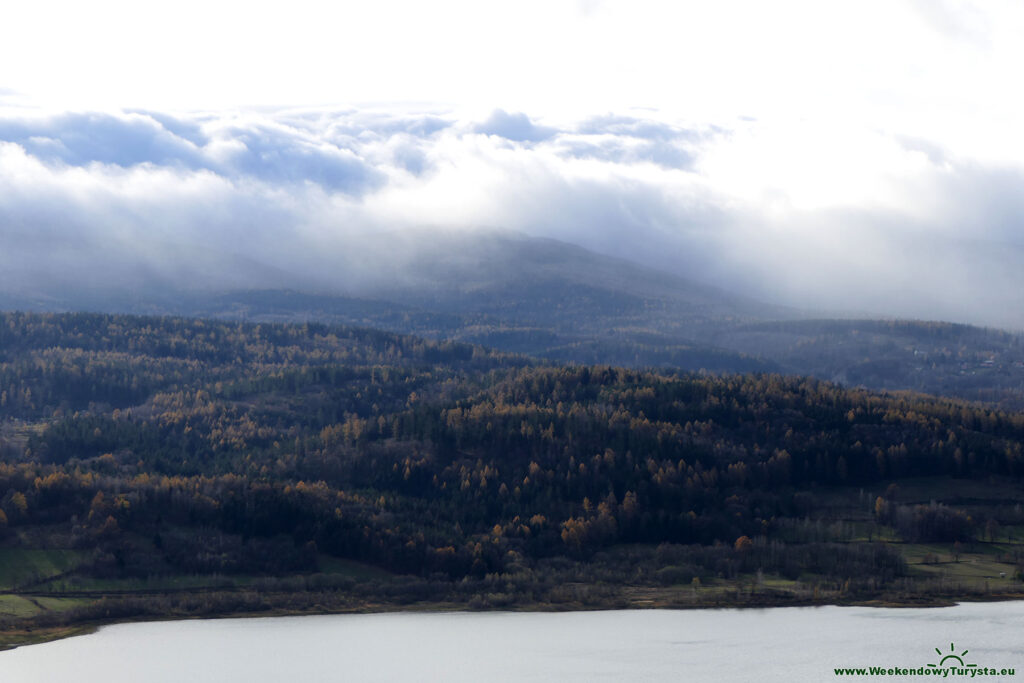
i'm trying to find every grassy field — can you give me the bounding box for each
[0,594,91,619]
[29,554,392,594]
[899,541,1020,588]
[0,549,84,590]
[316,555,393,581]
[0,595,44,618]
[35,573,248,593]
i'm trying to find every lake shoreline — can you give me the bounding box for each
[9,599,1024,683]
[5,589,1024,653]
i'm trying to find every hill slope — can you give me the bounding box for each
[2,312,1024,644]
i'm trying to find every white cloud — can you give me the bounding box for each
[0,96,1023,327]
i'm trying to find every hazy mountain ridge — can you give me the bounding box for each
[2,230,1023,407]
[713,319,1024,409]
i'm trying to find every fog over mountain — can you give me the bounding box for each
[1,105,1022,329]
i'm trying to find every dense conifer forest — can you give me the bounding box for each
[2,311,1024,647]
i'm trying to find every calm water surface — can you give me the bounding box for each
[3,603,1023,682]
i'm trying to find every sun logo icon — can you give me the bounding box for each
[927,643,977,669]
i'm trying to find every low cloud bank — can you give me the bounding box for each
[1,106,1022,329]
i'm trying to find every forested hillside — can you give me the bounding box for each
[7,232,1024,409]
[2,311,1024,645]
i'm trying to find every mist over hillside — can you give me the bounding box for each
[3,229,1022,410]
[3,106,1024,329]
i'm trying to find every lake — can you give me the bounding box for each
[3,602,1022,682]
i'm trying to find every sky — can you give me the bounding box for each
[2,0,1024,327]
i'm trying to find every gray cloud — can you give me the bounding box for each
[893,134,948,166]
[0,112,204,168]
[556,138,695,170]
[322,112,452,139]
[0,111,384,195]
[474,110,556,142]
[208,122,383,194]
[1,107,1024,329]
[126,109,210,146]
[558,116,724,169]
[577,115,707,142]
